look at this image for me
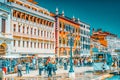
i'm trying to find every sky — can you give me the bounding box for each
[35,0,120,37]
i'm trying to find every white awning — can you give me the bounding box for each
[2,55,21,58]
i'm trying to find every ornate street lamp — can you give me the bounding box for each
[67,27,75,78]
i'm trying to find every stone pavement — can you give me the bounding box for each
[4,66,95,80]
[4,66,93,77]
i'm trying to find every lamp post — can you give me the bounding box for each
[68,29,75,78]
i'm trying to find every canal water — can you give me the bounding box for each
[105,75,120,80]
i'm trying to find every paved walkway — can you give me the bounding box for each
[3,66,106,80]
[4,66,93,77]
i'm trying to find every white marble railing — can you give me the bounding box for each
[12,17,55,31]
[59,28,62,31]
[0,32,13,40]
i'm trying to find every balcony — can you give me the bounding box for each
[59,44,64,47]
[50,37,55,42]
[12,17,17,21]
[25,20,30,24]
[31,35,38,39]
[8,2,54,21]
[16,18,21,22]
[13,17,30,24]
[0,32,13,40]
[13,32,30,38]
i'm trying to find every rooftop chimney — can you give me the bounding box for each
[77,18,80,24]
[56,8,59,15]
[72,16,75,21]
[62,10,64,17]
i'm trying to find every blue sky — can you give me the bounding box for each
[35,0,120,36]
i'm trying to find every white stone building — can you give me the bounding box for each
[0,1,12,57]
[106,35,120,55]
[0,0,55,57]
[80,21,90,56]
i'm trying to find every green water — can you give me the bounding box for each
[105,75,120,80]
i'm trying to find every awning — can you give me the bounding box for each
[80,54,90,56]
[2,55,21,58]
[59,56,68,58]
[37,54,55,57]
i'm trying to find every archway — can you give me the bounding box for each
[0,43,7,55]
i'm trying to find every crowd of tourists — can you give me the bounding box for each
[0,56,93,77]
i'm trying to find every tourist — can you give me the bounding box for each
[102,61,106,73]
[63,59,67,70]
[52,61,57,75]
[26,61,30,74]
[38,61,43,75]
[81,58,84,66]
[32,58,36,70]
[77,59,80,67]
[7,59,11,74]
[47,61,53,77]
[17,63,22,77]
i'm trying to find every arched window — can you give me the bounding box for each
[38,42,39,48]
[31,42,32,48]
[34,29,36,35]
[18,25,21,32]
[31,28,33,35]
[18,13,20,18]
[18,40,20,47]
[23,41,25,47]
[23,26,25,33]
[34,42,36,48]
[41,31,43,37]
[13,24,16,32]
[27,41,29,48]
[26,16,28,21]
[44,31,46,37]
[40,19,43,24]
[14,40,16,47]
[38,29,40,36]
[0,45,5,55]
[59,22,62,28]
[27,27,29,34]
[44,20,46,25]
[59,37,61,44]
[63,38,65,44]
